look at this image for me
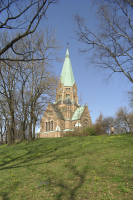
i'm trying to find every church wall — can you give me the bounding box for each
[45,131,61,138]
[72,120,76,129]
[58,104,66,116]
[55,81,63,102]
[72,82,78,104]
[72,120,82,131]
[40,104,58,133]
[41,117,58,133]
[56,81,78,104]
[80,106,92,128]
[65,120,72,129]
[56,118,65,131]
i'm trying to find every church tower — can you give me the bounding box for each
[55,47,79,120]
[38,48,92,138]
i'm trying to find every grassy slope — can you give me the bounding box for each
[0,134,133,200]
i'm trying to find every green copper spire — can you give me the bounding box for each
[60,48,75,86]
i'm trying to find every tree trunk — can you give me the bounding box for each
[33,116,37,140]
[22,122,25,141]
[1,134,3,145]
[28,110,33,142]
[10,112,15,145]
[28,119,32,142]
[7,120,11,146]
[0,126,3,145]
[5,122,7,144]
[5,130,7,144]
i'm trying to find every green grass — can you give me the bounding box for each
[0,133,133,200]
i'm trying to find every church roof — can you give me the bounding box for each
[51,104,64,120]
[60,48,75,86]
[71,106,85,121]
[75,122,82,127]
[62,129,74,132]
[63,98,72,105]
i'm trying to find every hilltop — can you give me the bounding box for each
[0,134,133,200]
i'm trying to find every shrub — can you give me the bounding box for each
[83,127,96,136]
[93,123,105,135]
[62,130,83,137]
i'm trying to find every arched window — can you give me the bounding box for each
[83,120,88,128]
[51,121,53,131]
[66,94,67,98]
[46,122,47,132]
[49,121,50,131]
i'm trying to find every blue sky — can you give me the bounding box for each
[39,0,132,124]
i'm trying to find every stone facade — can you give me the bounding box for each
[38,48,92,138]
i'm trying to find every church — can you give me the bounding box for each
[38,48,92,138]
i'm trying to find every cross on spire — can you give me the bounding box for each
[67,42,69,48]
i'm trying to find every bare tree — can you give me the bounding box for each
[27,60,58,142]
[0,0,58,62]
[74,0,133,83]
[0,100,11,144]
[0,60,20,145]
[115,106,133,133]
[0,112,8,145]
[0,1,61,145]
[14,29,59,142]
[101,116,114,134]
[0,28,60,145]
[93,112,105,135]
[128,87,133,108]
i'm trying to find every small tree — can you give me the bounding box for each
[101,116,114,134]
[115,107,133,133]
[94,112,105,135]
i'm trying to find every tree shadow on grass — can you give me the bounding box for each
[0,192,9,200]
[36,160,90,200]
[0,138,82,171]
[0,182,19,200]
[55,162,89,200]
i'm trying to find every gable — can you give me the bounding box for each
[81,106,92,125]
[50,104,64,120]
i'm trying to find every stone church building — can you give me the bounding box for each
[38,48,92,138]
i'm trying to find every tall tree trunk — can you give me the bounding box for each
[5,130,7,144]
[28,119,33,142]
[11,112,15,145]
[7,120,11,146]
[28,109,33,142]
[5,121,7,144]
[1,134,3,145]
[22,122,25,141]
[0,126,3,145]
[33,116,37,140]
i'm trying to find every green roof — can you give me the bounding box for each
[62,129,74,132]
[75,122,82,127]
[71,106,85,121]
[60,48,75,86]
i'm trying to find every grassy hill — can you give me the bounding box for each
[0,134,133,200]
